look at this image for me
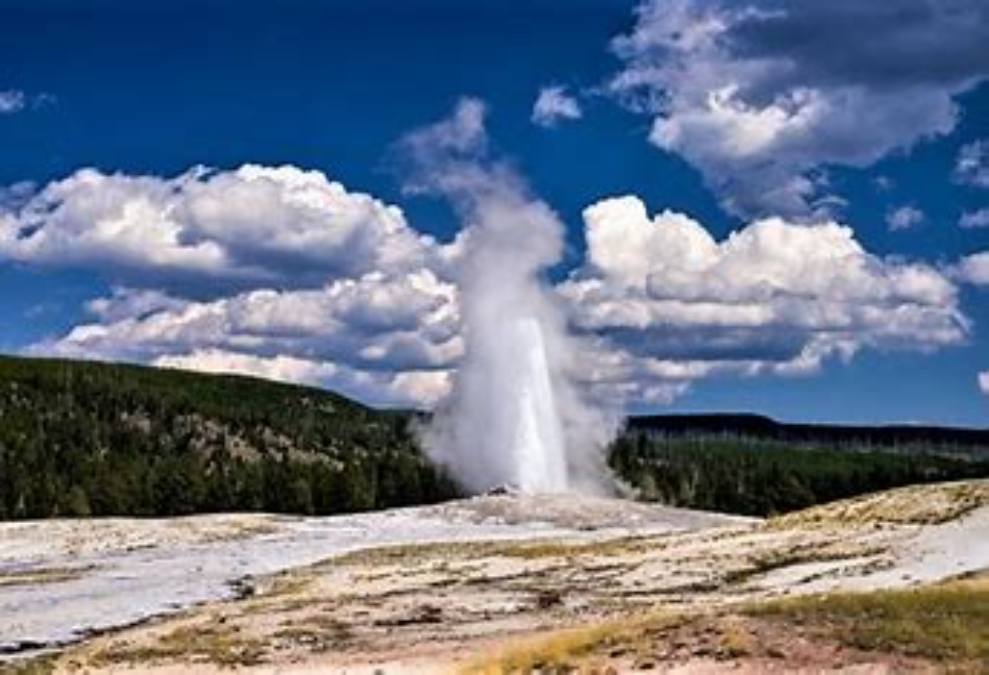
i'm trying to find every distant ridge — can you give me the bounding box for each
[3,353,987,445]
[3,353,986,445]
[627,413,989,449]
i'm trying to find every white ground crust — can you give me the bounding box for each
[0,494,748,658]
[3,484,988,671]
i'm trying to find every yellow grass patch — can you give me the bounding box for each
[749,573,989,661]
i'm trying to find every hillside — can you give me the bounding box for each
[1,354,988,521]
[613,413,989,516]
[628,413,989,454]
[0,355,458,520]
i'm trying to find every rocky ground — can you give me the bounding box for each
[1,480,988,674]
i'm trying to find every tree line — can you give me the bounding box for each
[2,355,987,520]
[609,431,989,516]
[0,356,458,519]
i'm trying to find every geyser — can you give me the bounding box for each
[401,98,617,494]
[510,317,567,491]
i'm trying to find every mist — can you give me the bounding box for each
[399,99,619,494]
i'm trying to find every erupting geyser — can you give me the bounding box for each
[510,317,567,491]
[402,98,617,494]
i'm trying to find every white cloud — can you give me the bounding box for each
[155,349,339,388]
[608,0,989,218]
[153,349,451,408]
[400,98,487,164]
[0,90,25,114]
[980,371,989,396]
[9,159,977,410]
[887,205,925,231]
[32,268,460,408]
[86,287,187,322]
[531,86,583,127]
[0,90,54,114]
[955,140,989,189]
[39,270,460,368]
[954,251,989,285]
[0,164,439,290]
[873,175,895,192]
[3,161,462,408]
[558,195,967,404]
[959,208,989,229]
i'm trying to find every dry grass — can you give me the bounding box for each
[467,572,989,673]
[486,535,667,561]
[461,613,679,674]
[717,619,757,658]
[0,656,56,675]
[749,573,989,662]
[327,534,667,569]
[88,620,266,668]
[770,480,989,529]
[0,566,93,588]
[722,540,889,588]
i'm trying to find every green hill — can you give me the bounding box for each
[0,355,457,519]
[1,354,987,520]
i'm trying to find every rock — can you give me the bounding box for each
[485,484,519,496]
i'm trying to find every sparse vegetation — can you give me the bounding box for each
[463,614,672,674]
[749,575,989,662]
[329,534,665,569]
[769,479,989,528]
[717,619,756,658]
[0,566,94,588]
[89,621,266,668]
[470,575,989,673]
[0,656,56,675]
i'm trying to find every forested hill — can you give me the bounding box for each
[612,412,988,517]
[628,414,989,454]
[0,354,458,519]
[1,354,987,521]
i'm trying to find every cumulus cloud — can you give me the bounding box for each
[954,251,989,285]
[0,90,26,114]
[959,208,989,229]
[608,0,989,218]
[531,86,583,127]
[887,205,925,231]
[153,349,451,407]
[86,287,187,323]
[980,371,989,396]
[155,349,339,388]
[3,161,462,408]
[31,268,461,405]
[955,140,989,189]
[558,195,967,404]
[5,154,977,410]
[0,164,438,291]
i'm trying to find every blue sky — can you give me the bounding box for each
[0,0,987,425]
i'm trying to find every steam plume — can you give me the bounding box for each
[400,99,618,494]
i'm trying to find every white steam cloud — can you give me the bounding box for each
[400,99,618,494]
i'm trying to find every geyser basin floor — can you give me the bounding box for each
[3,481,989,673]
[0,494,747,660]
